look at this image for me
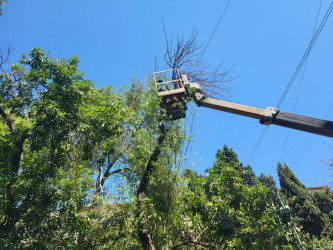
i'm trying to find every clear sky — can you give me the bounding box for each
[1,0,332,188]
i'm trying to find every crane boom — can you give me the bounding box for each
[194,92,333,138]
[197,98,264,119]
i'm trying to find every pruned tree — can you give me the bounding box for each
[134,28,235,249]
[162,24,234,99]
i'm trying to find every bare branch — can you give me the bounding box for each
[0,44,12,70]
[163,27,234,99]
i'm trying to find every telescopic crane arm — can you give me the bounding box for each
[193,91,333,138]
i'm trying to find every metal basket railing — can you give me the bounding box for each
[153,69,184,92]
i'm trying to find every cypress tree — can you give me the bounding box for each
[214,145,257,186]
[312,188,333,238]
[277,163,324,237]
[215,145,239,165]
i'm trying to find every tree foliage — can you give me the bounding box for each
[0,47,141,247]
[277,163,333,242]
[172,146,292,249]
[0,48,190,248]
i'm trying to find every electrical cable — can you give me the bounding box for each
[198,0,231,62]
[247,126,268,164]
[281,0,323,161]
[293,102,333,166]
[249,2,333,163]
[276,0,333,109]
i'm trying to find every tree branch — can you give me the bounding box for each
[96,120,144,193]
[104,168,132,180]
[163,27,234,99]
[137,123,166,198]
[0,45,12,69]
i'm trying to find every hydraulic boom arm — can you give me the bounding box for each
[193,91,333,138]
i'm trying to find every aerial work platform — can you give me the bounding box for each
[153,68,333,138]
[153,69,187,120]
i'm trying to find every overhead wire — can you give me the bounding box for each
[281,0,323,161]
[248,126,268,164]
[248,1,333,164]
[198,0,231,62]
[193,0,230,161]
[188,1,231,164]
[293,102,333,167]
[276,1,333,109]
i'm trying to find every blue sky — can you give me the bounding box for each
[1,0,332,188]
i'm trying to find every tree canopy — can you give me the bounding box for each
[278,163,333,241]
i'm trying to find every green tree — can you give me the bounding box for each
[0,48,130,247]
[259,173,280,206]
[277,163,326,238]
[169,147,292,249]
[215,145,258,186]
[0,47,192,248]
[129,85,191,249]
[311,187,333,237]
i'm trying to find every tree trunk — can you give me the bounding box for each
[137,123,166,250]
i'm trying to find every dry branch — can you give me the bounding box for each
[163,24,234,99]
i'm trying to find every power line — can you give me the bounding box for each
[293,102,333,167]
[276,1,333,109]
[292,0,323,114]
[198,0,231,62]
[249,1,333,163]
[247,126,268,164]
[281,0,323,161]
